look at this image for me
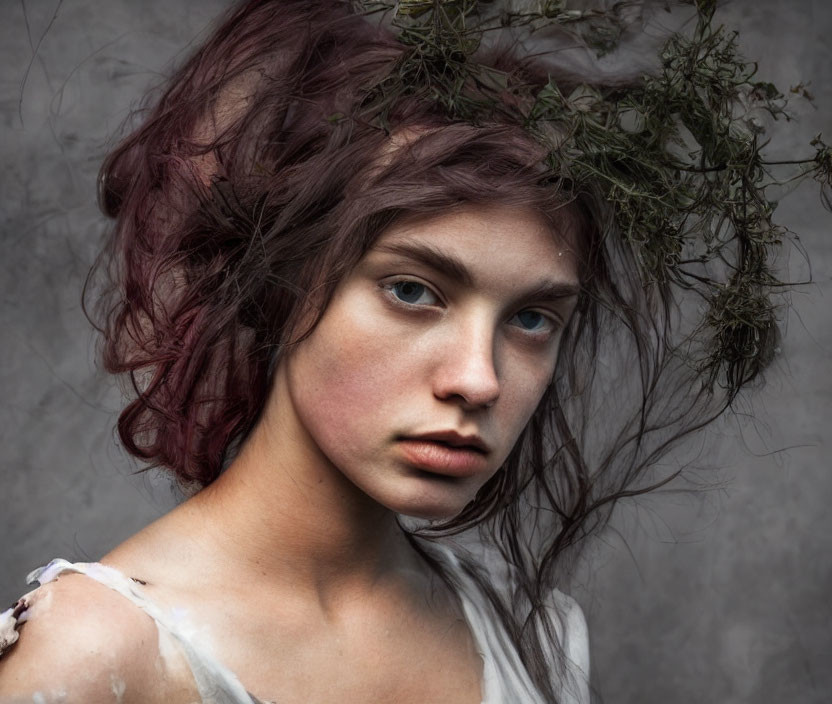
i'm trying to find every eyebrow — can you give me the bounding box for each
[515,280,582,305]
[375,241,475,287]
[374,241,581,301]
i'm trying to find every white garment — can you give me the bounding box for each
[1,544,589,704]
[421,542,590,704]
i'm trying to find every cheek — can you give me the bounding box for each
[286,297,414,460]
[496,352,556,445]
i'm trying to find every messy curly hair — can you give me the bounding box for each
[90,1,760,700]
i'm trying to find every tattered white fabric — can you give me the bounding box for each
[423,542,590,704]
[1,547,589,703]
[0,598,30,652]
[2,560,265,704]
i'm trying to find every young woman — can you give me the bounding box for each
[0,1,815,702]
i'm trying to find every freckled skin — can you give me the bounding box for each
[0,205,581,704]
[280,205,579,520]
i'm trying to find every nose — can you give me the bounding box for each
[432,315,501,410]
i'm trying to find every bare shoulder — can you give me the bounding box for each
[0,572,176,704]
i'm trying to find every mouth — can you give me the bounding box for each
[402,430,490,454]
[395,431,490,478]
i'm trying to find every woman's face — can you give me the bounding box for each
[279,204,580,520]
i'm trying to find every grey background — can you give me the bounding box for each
[1,1,829,702]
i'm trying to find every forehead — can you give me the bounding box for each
[371,204,580,288]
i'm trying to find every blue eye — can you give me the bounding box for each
[510,310,556,334]
[389,281,438,306]
[515,310,545,330]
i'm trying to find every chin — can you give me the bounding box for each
[381,482,476,522]
[397,504,462,521]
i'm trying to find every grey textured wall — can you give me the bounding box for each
[1,2,829,702]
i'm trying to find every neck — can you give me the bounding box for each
[181,370,422,605]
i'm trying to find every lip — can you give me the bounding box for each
[395,431,491,478]
[404,430,490,454]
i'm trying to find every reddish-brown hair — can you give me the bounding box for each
[94,0,591,488]
[90,2,735,699]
